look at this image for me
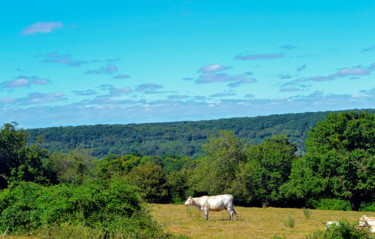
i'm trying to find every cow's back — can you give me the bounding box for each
[206,194,234,211]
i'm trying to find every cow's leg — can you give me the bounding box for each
[229,207,237,220]
[203,206,209,220]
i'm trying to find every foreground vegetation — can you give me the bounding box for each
[151,204,373,239]
[2,110,375,237]
[0,180,178,238]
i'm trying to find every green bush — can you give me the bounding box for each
[283,215,295,228]
[306,199,352,211]
[0,179,171,238]
[302,207,312,219]
[304,220,372,239]
[360,202,375,212]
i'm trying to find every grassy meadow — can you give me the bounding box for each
[150,204,374,239]
[2,204,374,239]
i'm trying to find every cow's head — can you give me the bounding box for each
[185,196,193,206]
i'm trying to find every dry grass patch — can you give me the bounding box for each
[150,204,373,239]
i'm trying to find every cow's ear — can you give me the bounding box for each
[188,196,192,199]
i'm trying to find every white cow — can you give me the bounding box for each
[359,215,375,233]
[325,221,340,229]
[184,194,237,220]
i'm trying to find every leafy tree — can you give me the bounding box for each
[246,135,298,204]
[96,153,142,179]
[126,162,168,203]
[166,170,190,203]
[161,154,195,175]
[190,130,246,195]
[0,122,49,188]
[45,149,97,184]
[284,111,375,211]
[230,161,258,204]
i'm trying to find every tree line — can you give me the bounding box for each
[27,111,340,158]
[3,111,375,213]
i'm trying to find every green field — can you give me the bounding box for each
[150,204,374,239]
[3,204,374,239]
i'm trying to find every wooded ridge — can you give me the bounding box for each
[27,109,373,157]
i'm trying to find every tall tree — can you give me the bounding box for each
[246,135,298,205]
[126,162,169,203]
[190,130,246,195]
[284,111,375,211]
[0,122,49,188]
[45,149,97,184]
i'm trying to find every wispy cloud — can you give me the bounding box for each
[235,53,283,60]
[296,64,306,72]
[196,73,242,84]
[192,64,256,88]
[168,95,190,100]
[109,87,132,96]
[113,74,129,79]
[0,92,65,106]
[294,63,375,83]
[21,21,63,35]
[99,85,132,97]
[0,97,17,104]
[195,72,256,85]
[228,78,256,88]
[280,87,300,92]
[198,64,229,73]
[136,83,163,93]
[210,92,236,97]
[42,52,94,67]
[86,64,118,75]
[2,76,50,88]
[39,52,121,68]
[79,86,133,105]
[22,92,66,104]
[279,74,293,80]
[73,89,98,96]
[4,89,375,128]
[335,66,372,77]
[280,45,296,50]
[362,45,375,52]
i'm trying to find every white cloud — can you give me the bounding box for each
[86,64,118,75]
[2,76,50,88]
[23,92,65,104]
[21,21,63,35]
[3,89,375,128]
[198,64,228,73]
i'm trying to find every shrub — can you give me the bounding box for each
[303,207,312,219]
[304,220,372,239]
[360,202,375,212]
[283,215,295,228]
[0,179,171,238]
[306,199,352,211]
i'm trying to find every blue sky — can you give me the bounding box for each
[1,0,375,128]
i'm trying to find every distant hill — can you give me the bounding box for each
[27,109,373,158]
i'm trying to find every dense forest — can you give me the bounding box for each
[27,110,343,157]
